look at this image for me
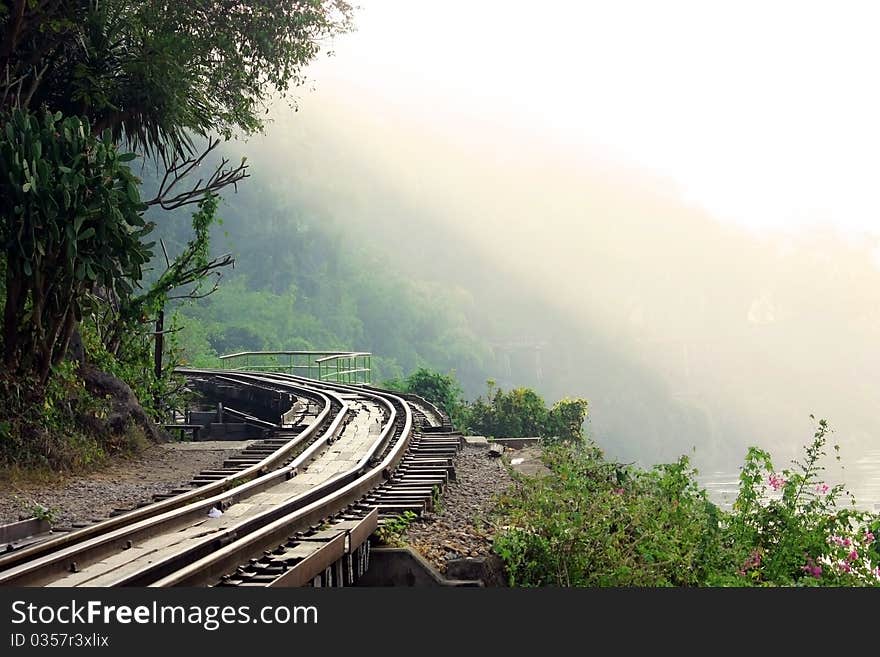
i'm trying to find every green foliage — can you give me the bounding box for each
[28,502,58,524]
[0,109,150,381]
[0,1,357,470]
[495,441,724,586]
[493,419,880,587]
[78,319,183,421]
[546,398,590,442]
[467,380,548,438]
[2,1,354,155]
[384,367,466,424]
[118,194,222,329]
[375,510,418,547]
[725,418,879,586]
[465,380,588,441]
[0,361,140,470]
[173,276,339,362]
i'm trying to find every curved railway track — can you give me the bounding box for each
[0,370,458,588]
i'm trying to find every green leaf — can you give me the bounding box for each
[77,227,95,240]
[118,152,138,162]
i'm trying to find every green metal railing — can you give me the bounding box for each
[218,351,372,384]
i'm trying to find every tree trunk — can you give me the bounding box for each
[3,259,22,371]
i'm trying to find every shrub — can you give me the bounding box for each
[494,441,725,586]
[466,380,588,441]
[493,418,880,587]
[0,361,128,470]
[726,418,879,586]
[384,367,466,425]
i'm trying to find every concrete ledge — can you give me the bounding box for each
[490,437,542,449]
[357,547,482,587]
[0,517,50,544]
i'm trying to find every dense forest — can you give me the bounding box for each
[149,167,496,389]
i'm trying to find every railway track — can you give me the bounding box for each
[0,370,459,588]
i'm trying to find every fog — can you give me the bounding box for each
[209,2,880,483]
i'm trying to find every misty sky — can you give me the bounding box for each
[222,2,880,498]
[307,0,880,241]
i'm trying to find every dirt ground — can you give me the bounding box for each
[0,441,247,527]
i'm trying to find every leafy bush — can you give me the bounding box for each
[495,441,725,586]
[0,361,144,471]
[726,418,879,586]
[386,371,590,441]
[546,397,590,442]
[494,419,880,587]
[465,380,588,441]
[0,109,151,382]
[467,380,548,438]
[384,367,466,425]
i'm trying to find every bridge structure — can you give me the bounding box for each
[218,350,372,385]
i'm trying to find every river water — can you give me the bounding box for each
[697,447,880,513]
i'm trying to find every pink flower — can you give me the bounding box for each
[864,531,875,544]
[815,484,829,495]
[767,473,786,491]
[801,559,823,579]
[830,535,846,547]
[612,488,625,495]
[839,561,852,574]
[847,550,859,562]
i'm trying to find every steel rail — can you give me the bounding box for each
[102,371,407,587]
[0,375,348,586]
[0,371,420,588]
[150,381,413,587]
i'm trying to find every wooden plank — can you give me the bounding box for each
[271,531,347,587]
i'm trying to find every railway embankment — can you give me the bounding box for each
[0,441,245,528]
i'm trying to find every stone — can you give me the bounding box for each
[488,444,504,458]
[446,555,507,586]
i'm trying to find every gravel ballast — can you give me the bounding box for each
[402,444,516,574]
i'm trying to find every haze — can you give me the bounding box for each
[210,1,880,490]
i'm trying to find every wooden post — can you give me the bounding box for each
[154,309,164,380]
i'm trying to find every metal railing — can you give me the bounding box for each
[218,351,372,384]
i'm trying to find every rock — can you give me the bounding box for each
[446,555,507,587]
[463,436,490,447]
[508,446,551,477]
[488,444,504,458]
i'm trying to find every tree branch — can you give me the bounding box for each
[146,137,249,210]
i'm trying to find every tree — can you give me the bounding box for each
[0,110,150,381]
[1,1,353,155]
[0,0,353,381]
